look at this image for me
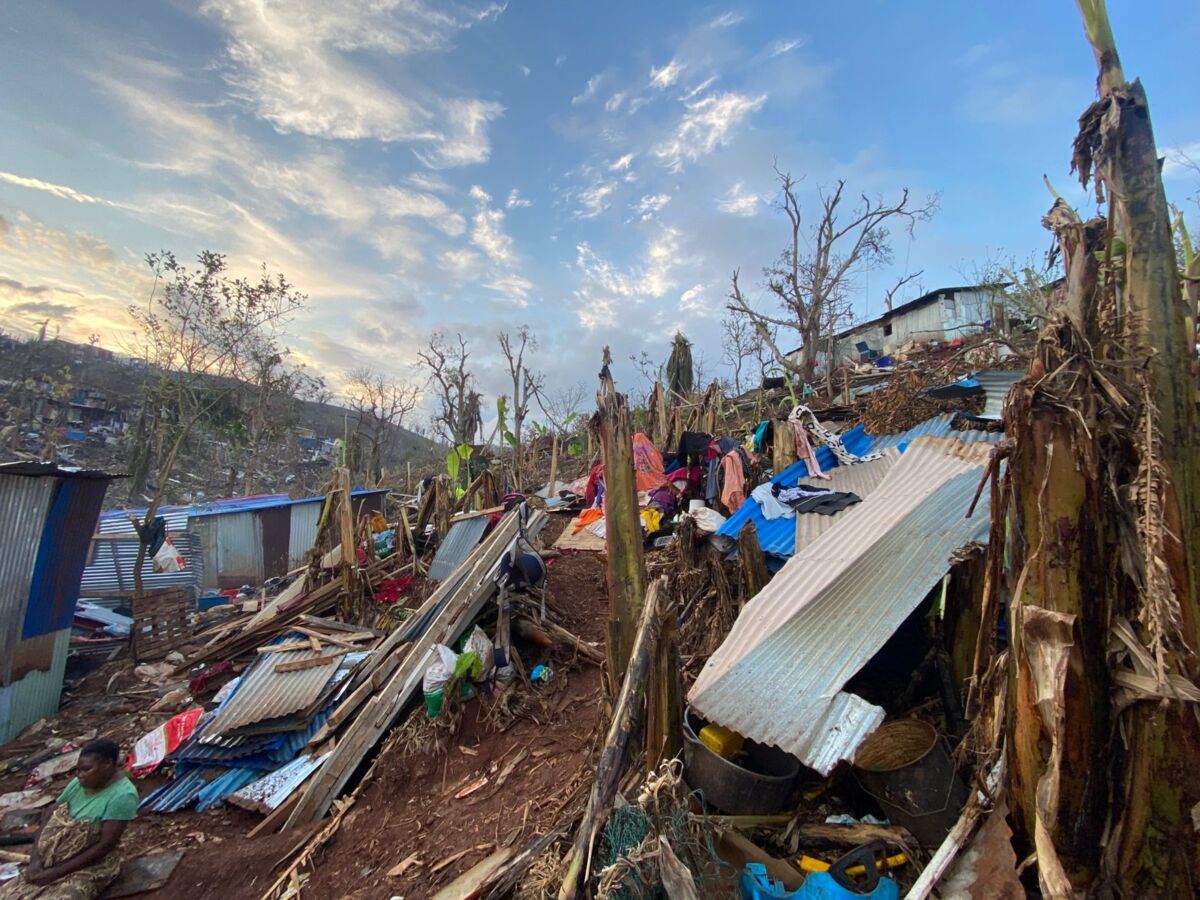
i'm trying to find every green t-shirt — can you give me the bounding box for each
[57,776,139,823]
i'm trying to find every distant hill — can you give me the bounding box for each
[0,333,437,508]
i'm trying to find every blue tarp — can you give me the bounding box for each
[715,416,999,558]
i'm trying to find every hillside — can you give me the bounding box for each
[0,333,437,508]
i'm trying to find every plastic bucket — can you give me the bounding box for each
[853,719,969,847]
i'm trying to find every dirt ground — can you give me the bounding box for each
[299,542,609,900]
[0,516,611,899]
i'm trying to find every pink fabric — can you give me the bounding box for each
[720,451,746,513]
[631,433,668,492]
[790,419,830,480]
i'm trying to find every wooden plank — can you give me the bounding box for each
[284,509,547,829]
[274,654,342,674]
[256,642,312,654]
[450,504,504,522]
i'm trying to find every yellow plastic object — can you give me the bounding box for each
[698,724,744,759]
[796,853,908,877]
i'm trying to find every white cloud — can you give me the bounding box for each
[679,284,708,314]
[571,226,683,330]
[520,64,531,77]
[767,38,804,58]
[572,74,603,105]
[506,188,532,208]
[608,153,636,172]
[605,91,629,113]
[199,0,504,163]
[717,181,762,216]
[378,186,466,235]
[472,207,513,264]
[1163,142,1200,179]
[681,76,718,102]
[415,98,504,168]
[469,184,493,204]
[577,181,617,219]
[650,59,685,90]
[634,193,672,220]
[406,172,451,192]
[709,11,743,28]
[555,54,567,66]
[0,171,122,207]
[485,273,533,306]
[654,91,768,172]
[440,247,483,277]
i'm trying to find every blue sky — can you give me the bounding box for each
[1,1,1197,422]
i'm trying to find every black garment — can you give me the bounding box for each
[677,431,712,466]
[135,515,167,556]
[773,483,861,516]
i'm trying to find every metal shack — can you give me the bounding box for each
[0,462,118,743]
[90,490,389,594]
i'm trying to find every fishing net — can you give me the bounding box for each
[594,760,734,899]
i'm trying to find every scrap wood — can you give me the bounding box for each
[298,614,383,637]
[716,828,803,891]
[305,650,403,747]
[284,508,548,830]
[431,846,518,900]
[256,642,312,654]
[387,852,424,877]
[432,844,494,876]
[515,614,605,665]
[494,747,529,790]
[273,653,343,674]
[456,776,489,799]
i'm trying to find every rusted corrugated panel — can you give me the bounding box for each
[689,437,992,773]
[0,628,70,743]
[0,474,55,683]
[429,517,490,582]
[792,452,899,553]
[203,642,344,735]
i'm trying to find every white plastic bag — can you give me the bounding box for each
[463,626,495,682]
[152,538,185,573]
[688,507,727,534]
[422,644,459,696]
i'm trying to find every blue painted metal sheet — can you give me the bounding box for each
[23,478,111,638]
[0,474,55,681]
[716,415,1001,558]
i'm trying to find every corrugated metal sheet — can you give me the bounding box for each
[0,629,71,744]
[792,452,900,553]
[690,437,993,773]
[98,490,389,534]
[718,415,1001,558]
[974,370,1024,420]
[288,501,321,569]
[228,752,330,812]
[0,474,55,682]
[79,532,204,596]
[202,641,344,735]
[429,517,490,581]
[216,511,263,583]
[24,478,111,638]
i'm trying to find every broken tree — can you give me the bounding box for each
[980,2,1200,895]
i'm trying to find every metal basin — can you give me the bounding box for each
[682,707,800,815]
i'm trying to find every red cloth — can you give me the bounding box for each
[583,463,605,508]
[375,576,414,605]
[127,707,204,777]
[631,433,668,492]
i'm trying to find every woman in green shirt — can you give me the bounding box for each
[2,740,138,900]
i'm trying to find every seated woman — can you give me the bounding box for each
[2,739,138,900]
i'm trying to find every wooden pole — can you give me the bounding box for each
[772,419,793,476]
[335,467,356,612]
[597,353,648,685]
[559,578,662,900]
[547,433,559,500]
[738,521,769,602]
[646,588,682,773]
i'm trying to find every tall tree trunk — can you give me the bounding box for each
[597,383,649,685]
[993,5,1200,895]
